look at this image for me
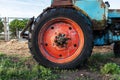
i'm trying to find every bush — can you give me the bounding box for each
[101,63,120,74]
[9,19,28,38]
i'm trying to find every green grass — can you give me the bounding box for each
[0,53,58,80]
[0,52,119,80]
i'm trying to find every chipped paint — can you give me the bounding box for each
[92,20,106,30]
[74,0,106,21]
[74,0,107,30]
[100,0,105,8]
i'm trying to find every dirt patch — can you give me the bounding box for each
[0,40,113,57]
[58,70,111,80]
[93,46,113,53]
[0,39,31,57]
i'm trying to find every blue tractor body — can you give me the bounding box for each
[73,0,120,46]
[74,0,107,21]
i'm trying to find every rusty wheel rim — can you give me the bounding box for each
[38,17,84,64]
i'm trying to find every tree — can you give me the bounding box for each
[0,18,4,33]
[9,19,28,37]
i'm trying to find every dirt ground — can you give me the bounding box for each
[0,39,31,57]
[0,39,113,56]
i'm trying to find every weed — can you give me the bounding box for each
[100,63,120,74]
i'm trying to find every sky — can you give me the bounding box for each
[0,0,51,17]
[0,0,119,18]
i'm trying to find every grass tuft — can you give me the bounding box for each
[101,63,120,74]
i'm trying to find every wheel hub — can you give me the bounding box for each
[42,22,80,59]
[54,33,70,48]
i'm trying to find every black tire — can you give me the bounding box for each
[29,8,93,69]
[114,42,120,58]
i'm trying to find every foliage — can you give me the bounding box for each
[110,74,120,80]
[9,19,28,37]
[101,63,120,74]
[0,53,58,80]
[0,18,4,33]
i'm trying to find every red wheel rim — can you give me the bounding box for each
[38,17,84,64]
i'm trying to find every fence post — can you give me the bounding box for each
[3,17,9,41]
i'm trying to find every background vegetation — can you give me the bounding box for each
[9,19,28,38]
[0,18,4,33]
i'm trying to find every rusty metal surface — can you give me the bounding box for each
[51,0,73,7]
[92,20,106,30]
[109,9,120,12]
[99,0,106,8]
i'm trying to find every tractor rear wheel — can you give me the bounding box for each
[30,8,93,69]
[114,42,120,58]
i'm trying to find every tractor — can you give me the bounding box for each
[21,0,120,69]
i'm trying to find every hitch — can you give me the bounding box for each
[20,17,34,39]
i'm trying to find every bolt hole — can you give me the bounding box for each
[51,27,54,29]
[59,54,62,57]
[69,27,72,30]
[45,43,48,46]
[74,44,77,47]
